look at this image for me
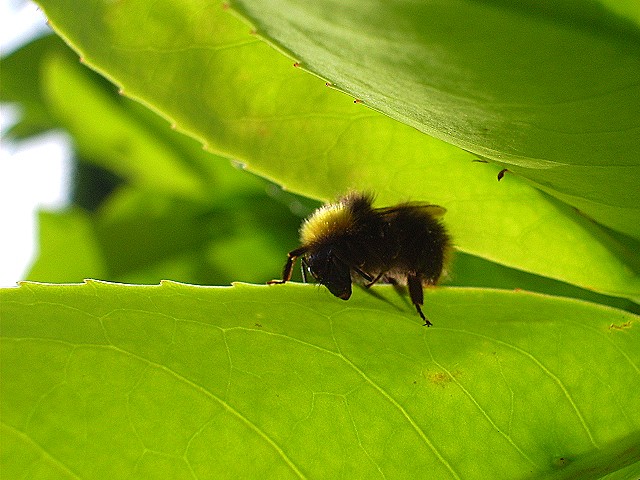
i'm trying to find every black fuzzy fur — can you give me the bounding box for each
[270,192,452,325]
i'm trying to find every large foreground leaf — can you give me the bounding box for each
[31,0,640,299]
[1,281,639,479]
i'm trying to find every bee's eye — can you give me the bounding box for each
[305,249,324,278]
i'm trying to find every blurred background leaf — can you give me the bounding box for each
[2,34,317,286]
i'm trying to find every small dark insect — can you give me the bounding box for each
[268,192,452,326]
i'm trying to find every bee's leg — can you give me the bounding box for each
[334,252,372,284]
[407,274,432,326]
[268,246,308,284]
[352,266,374,284]
[300,257,309,283]
[364,272,384,288]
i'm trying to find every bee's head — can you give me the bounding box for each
[305,246,352,300]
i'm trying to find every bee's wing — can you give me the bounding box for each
[377,203,447,218]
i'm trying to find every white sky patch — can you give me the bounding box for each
[1,1,72,286]
[0,131,72,286]
[0,1,50,55]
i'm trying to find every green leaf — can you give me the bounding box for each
[230,0,640,239]
[1,281,639,479]
[31,0,640,300]
[42,53,206,198]
[27,208,107,283]
[2,36,311,287]
[0,34,63,139]
[446,252,640,314]
[27,188,306,286]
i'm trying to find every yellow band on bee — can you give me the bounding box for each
[300,200,353,245]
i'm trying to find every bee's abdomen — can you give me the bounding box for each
[377,209,450,283]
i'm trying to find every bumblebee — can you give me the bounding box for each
[268,192,452,326]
